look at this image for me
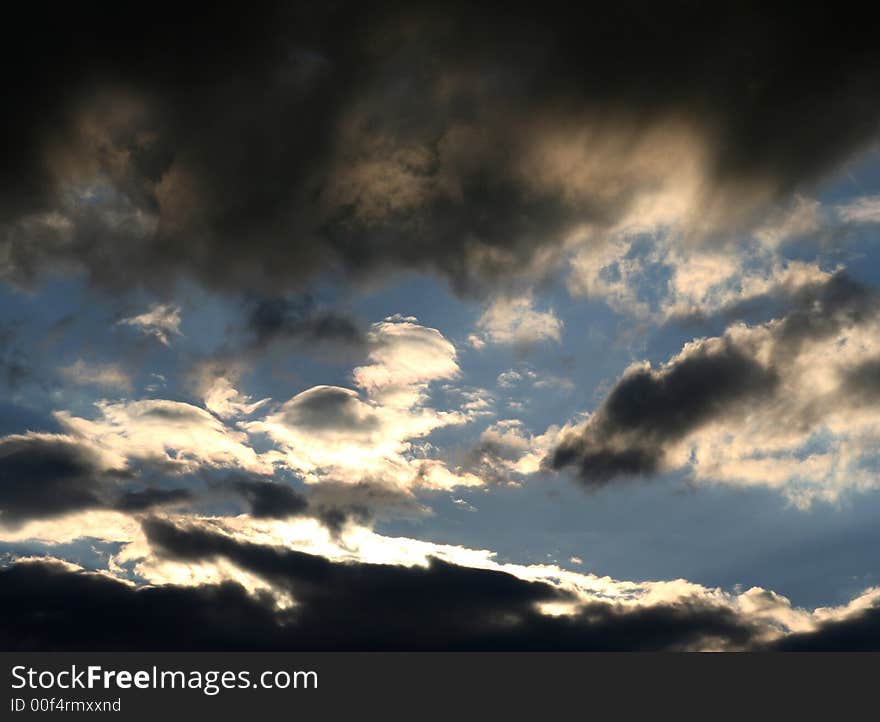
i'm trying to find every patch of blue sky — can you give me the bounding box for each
[0,538,127,574]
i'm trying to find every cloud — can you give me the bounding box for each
[117,303,181,346]
[0,554,759,651]
[467,420,567,483]
[4,3,880,650]
[183,298,367,421]
[58,359,132,392]
[0,433,189,527]
[0,434,118,526]
[201,375,270,420]
[1,315,490,531]
[770,588,880,651]
[352,317,460,406]
[243,317,483,492]
[566,197,833,322]
[2,4,879,296]
[304,481,430,532]
[56,398,272,475]
[244,296,365,351]
[497,369,533,388]
[549,338,779,486]
[563,192,880,323]
[0,560,288,651]
[8,497,880,650]
[226,476,308,520]
[836,196,880,225]
[549,272,880,505]
[753,194,824,248]
[0,425,370,531]
[496,367,573,393]
[247,373,480,493]
[6,511,878,651]
[115,488,193,513]
[475,295,562,347]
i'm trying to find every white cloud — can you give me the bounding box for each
[475,418,571,478]
[466,334,486,350]
[353,316,460,407]
[497,368,573,394]
[55,398,272,474]
[837,195,880,224]
[58,359,132,392]
[245,317,484,491]
[753,194,823,248]
[202,375,270,420]
[118,303,182,345]
[475,294,562,347]
[497,369,529,388]
[567,225,832,322]
[564,191,834,322]
[567,235,656,318]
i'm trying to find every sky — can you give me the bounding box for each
[3,2,880,650]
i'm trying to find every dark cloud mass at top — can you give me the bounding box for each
[2,2,880,295]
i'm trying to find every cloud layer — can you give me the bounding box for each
[2,513,878,651]
[3,3,880,297]
[549,273,880,505]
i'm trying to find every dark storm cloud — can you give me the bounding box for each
[226,476,309,520]
[140,519,760,651]
[215,468,425,532]
[0,436,112,525]
[843,358,880,401]
[772,272,880,358]
[0,530,760,650]
[548,272,879,486]
[245,296,365,351]
[209,470,416,530]
[2,3,880,295]
[770,603,880,651]
[0,561,287,651]
[0,435,190,526]
[548,342,779,486]
[305,481,429,532]
[116,488,194,513]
